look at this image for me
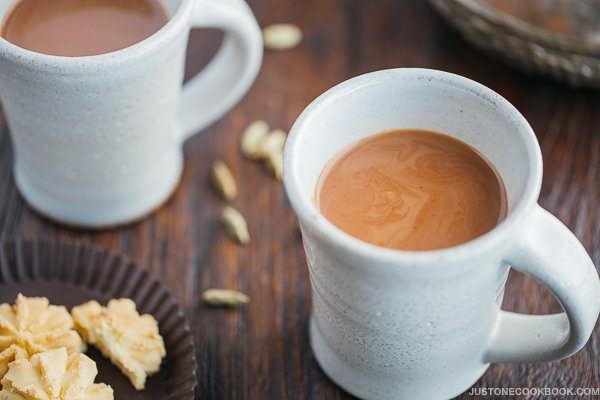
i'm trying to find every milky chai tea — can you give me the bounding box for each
[316,130,507,251]
[1,0,169,57]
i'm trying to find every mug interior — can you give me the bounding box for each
[284,69,542,256]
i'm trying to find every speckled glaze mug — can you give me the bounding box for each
[283,69,600,400]
[0,0,262,227]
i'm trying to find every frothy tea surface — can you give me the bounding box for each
[1,0,169,57]
[317,130,507,251]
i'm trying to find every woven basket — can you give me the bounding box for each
[430,0,600,88]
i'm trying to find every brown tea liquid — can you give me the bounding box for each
[1,0,169,57]
[316,130,507,251]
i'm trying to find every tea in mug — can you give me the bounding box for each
[316,130,507,251]
[1,0,169,56]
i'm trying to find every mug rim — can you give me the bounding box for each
[283,68,543,266]
[0,0,194,71]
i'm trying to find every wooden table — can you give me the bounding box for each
[0,0,598,398]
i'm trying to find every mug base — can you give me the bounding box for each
[13,155,183,230]
[16,178,181,231]
[309,315,490,400]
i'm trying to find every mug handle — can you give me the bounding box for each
[179,0,263,141]
[484,204,600,363]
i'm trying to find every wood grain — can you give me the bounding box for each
[0,0,598,399]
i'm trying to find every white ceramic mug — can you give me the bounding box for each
[0,0,262,227]
[283,69,600,400]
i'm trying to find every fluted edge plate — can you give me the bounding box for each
[0,238,198,400]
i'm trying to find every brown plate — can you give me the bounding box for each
[0,238,197,400]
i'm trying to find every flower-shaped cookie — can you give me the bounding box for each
[0,347,113,400]
[72,299,166,390]
[0,295,85,380]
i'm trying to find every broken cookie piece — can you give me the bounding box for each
[71,299,166,391]
[0,345,27,380]
[0,347,113,400]
[0,294,85,380]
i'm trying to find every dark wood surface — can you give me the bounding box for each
[0,1,598,399]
